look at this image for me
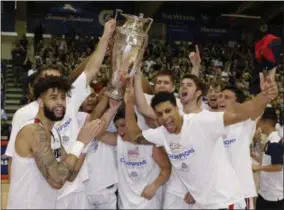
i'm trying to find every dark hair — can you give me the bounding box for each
[181,74,206,101]
[33,65,63,87]
[33,75,72,99]
[222,85,246,103]
[151,91,177,109]
[207,80,225,93]
[113,108,137,124]
[114,109,125,123]
[261,107,278,127]
[155,71,175,84]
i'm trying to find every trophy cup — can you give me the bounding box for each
[105,9,153,100]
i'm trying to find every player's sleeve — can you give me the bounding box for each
[198,111,226,141]
[70,72,91,112]
[142,127,165,147]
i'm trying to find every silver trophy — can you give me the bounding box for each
[105,9,153,100]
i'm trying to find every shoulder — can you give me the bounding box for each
[12,102,39,126]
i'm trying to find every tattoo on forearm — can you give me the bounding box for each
[32,125,74,187]
[136,135,153,145]
[68,170,79,181]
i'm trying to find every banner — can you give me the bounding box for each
[26,2,134,36]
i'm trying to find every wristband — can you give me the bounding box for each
[82,142,92,154]
[69,141,85,158]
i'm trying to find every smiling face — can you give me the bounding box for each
[179,78,200,104]
[207,84,222,109]
[218,89,238,111]
[80,88,98,113]
[39,88,66,121]
[154,101,182,134]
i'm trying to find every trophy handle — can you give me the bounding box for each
[145,18,153,33]
[114,9,123,20]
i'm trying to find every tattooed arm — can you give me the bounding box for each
[59,141,86,182]
[14,124,79,189]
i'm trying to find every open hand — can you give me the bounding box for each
[78,119,106,145]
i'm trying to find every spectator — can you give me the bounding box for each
[11,43,26,87]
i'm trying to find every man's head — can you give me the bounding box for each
[257,107,278,135]
[179,74,205,105]
[34,76,72,122]
[218,86,246,111]
[151,92,181,134]
[114,109,137,140]
[31,65,62,98]
[80,87,98,113]
[206,81,224,110]
[154,71,175,93]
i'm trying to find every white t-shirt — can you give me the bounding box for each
[223,119,257,199]
[259,131,283,201]
[84,120,118,195]
[142,110,244,209]
[7,119,61,209]
[117,136,162,209]
[5,72,91,199]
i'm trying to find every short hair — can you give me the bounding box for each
[33,75,72,99]
[261,107,278,127]
[182,74,206,94]
[207,80,225,93]
[151,92,177,109]
[222,85,246,103]
[113,108,137,123]
[155,71,175,84]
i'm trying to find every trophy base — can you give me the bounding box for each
[105,88,124,100]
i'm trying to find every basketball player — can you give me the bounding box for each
[82,97,122,209]
[124,73,278,209]
[95,103,171,209]
[7,76,105,209]
[218,86,259,209]
[5,19,117,209]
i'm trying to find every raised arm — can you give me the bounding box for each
[125,79,154,145]
[134,70,157,120]
[224,71,278,126]
[89,94,109,121]
[189,45,201,78]
[20,120,104,189]
[83,19,116,85]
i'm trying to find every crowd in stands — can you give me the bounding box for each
[2,33,283,136]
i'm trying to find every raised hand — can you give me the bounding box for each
[259,71,278,100]
[102,19,116,40]
[189,45,201,68]
[109,98,122,110]
[77,119,106,145]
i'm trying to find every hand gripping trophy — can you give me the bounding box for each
[105,9,153,100]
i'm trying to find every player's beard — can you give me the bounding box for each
[43,104,65,121]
